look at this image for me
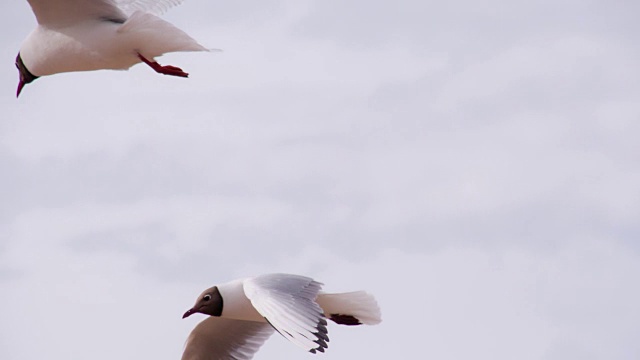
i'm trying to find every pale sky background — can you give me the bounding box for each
[1,1,640,359]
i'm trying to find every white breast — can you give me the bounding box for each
[20,21,139,77]
[216,279,266,322]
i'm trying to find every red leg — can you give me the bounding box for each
[137,53,189,78]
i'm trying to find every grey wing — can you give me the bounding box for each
[243,273,329,354]
[114,0,186,15]
[26,0,127,26]
[182,317,274,360]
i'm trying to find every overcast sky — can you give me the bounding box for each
[1,1,640,359]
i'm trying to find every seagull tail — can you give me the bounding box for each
[118,11,208,56]
[316,291,382,326]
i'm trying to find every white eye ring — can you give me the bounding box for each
[203,294,212,301]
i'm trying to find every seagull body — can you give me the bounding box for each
[16,0,208,96]
[182,273,382,360]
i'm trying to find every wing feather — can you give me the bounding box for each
[243,274,330,353]
[115,0,186,16]
[26,0,187,26]
[26,0,127,26]
[182,317,274,360]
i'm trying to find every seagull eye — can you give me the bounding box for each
[203,294,211,301]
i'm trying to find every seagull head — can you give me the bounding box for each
[183,286,224,318]
[15,52,39,98]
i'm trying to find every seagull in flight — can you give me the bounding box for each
[181,273,382,359]
[15,0,210,97]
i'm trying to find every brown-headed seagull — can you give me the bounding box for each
[15,0,210,97]
[181,273,382,359]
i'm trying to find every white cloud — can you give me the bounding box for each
[1,0,639,359]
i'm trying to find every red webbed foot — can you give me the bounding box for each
[137,53,189,78]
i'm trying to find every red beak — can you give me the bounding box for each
[17,79,25,98]
[183,308,197,319]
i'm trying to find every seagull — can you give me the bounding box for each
[181,273,382,360]
[15,0,210,97]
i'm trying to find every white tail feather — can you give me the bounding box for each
[317,291,382,325]
[118,11,208,57]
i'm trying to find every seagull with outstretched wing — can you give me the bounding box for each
[182,273,382,359]
[15,0,210,97]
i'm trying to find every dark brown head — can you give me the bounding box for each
[182,286,223,319]
[16,52,39,98]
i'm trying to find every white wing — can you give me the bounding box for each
[115,0,186,16]
[182,317,274,360]
[26,0,127,26]
[26,0,186,26]
[243,274,330,353]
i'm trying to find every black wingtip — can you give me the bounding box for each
[315,328,329,342]
[315,338,328,349]
[309,345,326,354]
